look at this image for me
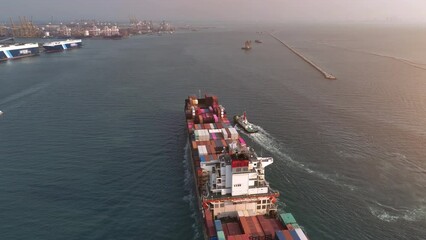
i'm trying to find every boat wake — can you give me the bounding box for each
[0,82,49,108]
[238,125,357,191]
[182,142,201,240]
[369,201,426,222]
[317,42,426,71]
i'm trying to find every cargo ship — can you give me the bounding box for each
[42,39,82,52]
[234,112,259,133]
[185,95,309,240]
[0,43,40,61]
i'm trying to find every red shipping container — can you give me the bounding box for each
[251,216,265,238]
[283,230,294,240]
[257,216,275,238]
[223,222,230,237]
[226,128,232,137]
[227,222,242,235]
[239,234,251,240]
[272,219,285,230]
[208,225,216,238]
[239,217,251,235]
[232,160,249,168]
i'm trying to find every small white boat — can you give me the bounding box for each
[0,110,3,116]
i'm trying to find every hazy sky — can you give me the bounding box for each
[1,0,426,23]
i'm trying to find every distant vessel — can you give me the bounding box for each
[0,110,3,116]
[241,40,252,50]
[255,40,262,43]
[42,39,82,52]
[0,43,39,61]
[234,112,259,133]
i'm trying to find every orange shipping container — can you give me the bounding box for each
[283,230,294,240]
[250,216,265,238]
[239,217,251,235]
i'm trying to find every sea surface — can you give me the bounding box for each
[1,24,425,239]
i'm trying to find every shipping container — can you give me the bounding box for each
[214,220,223,231]
[282,230,294,240]
[289,230,300,240]
[275,231,286,240]
[257,215,275,238]
[217,231,226,240]
[239,217,252,234]
[227,222,243,235]
[279,213,297,225]
[290,223,300,229]
[294,229,308,240]
[250,216,265,238]
[223,222,230,237]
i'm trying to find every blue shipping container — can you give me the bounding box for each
[275,230,286,240]
[214,220,223,231]
[290,229,301,240]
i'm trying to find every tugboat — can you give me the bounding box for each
[234,111,258,133]
[241,40,252,50]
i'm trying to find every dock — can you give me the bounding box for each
[269,33,336,80]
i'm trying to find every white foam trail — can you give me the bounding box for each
[239,125,357,191]
[0,82,49,107]
[369,203,426,222]
[317,42,426,71]
[182,141,201,240]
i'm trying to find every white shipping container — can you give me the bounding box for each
[295,228,308,240]
[222,128,228,139]
[198,145,208,156]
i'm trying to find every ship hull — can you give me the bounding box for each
[43,40,82,52]
[0,46,39,61]
[186,138,209,240]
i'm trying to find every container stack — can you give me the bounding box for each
[257,215,278,239]
[239,216,265,239]
[204,209,216,239]
[214,220,226,240]
[195,129,210,141]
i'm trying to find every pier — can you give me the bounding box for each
[269,33,336,80]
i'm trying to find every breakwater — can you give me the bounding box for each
[270,33,336,80]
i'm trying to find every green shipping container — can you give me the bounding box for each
[217,231,226,240]
[280,213,297,225]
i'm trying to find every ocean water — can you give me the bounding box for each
[1,24,425,239]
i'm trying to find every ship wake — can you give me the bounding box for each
[0,82,49,109]
[317,42,426,71]
[182,141,201,240]
[238,125,357,191]
[369,201,426,222]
